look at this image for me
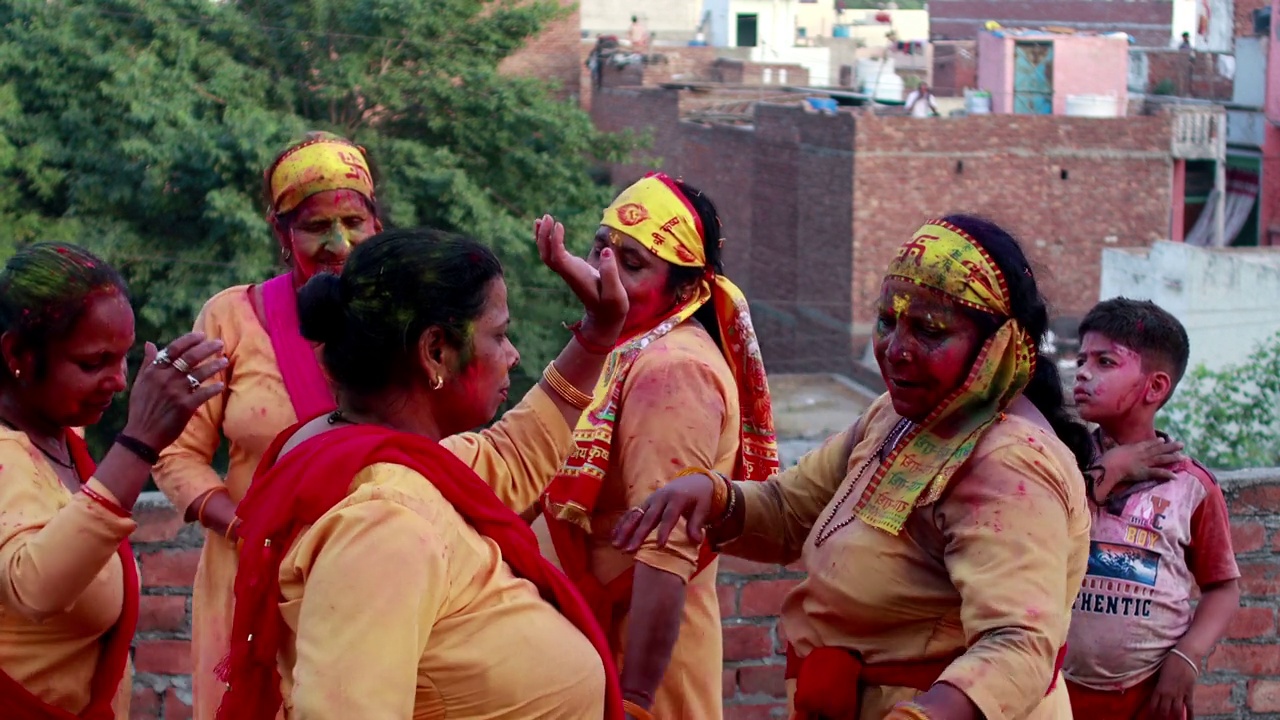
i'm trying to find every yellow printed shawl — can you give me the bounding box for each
[853,220,1038,535]
[266,133,375,215]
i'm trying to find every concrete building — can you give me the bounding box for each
[976,29,1131,115]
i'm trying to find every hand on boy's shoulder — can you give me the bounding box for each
[1094,438,1186,501]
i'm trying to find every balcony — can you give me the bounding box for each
[1169,105,1227,160]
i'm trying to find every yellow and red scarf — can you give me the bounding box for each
[853,220,1038,535]
[265,133,375,215]
[540,173,778,622]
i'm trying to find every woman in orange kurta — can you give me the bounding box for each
[617,216,1097,720]
[0,244,224,719]
[216,225,630,719]
[536,173,778,720]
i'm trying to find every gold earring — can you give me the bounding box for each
[432,375,445,390]
[12,368,20,380]
[281,246,293,263]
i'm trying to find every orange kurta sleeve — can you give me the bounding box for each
[441,384,573,512]
[154,296,235,516]
[283,487,446,720]
[0,440,135,621]
[935,440,1078,720]
[613,343,731,581]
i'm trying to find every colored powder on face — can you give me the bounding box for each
[892,293,911,317]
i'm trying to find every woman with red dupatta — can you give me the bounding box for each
[0,243,225,719]
[217,226,628,719]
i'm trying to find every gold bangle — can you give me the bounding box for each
[225,516,242,541]
[891,701,933,720]
[542,362,593,410]
[623,700,655,720]
[195,487,228,526]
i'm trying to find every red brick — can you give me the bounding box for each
[718,582,739,618]
[1231,521,1268,554]
[724,703,786,720]
[1207,643,1280,675]
[1195,683,1236,716]
[132,504,187,543]
[163,690,193,720]
[1251,680,1280,713]
[134,639,193,675]
[131,686,161,719]
[775,619,790,654]
[717,556,781,576]
[138,595,187,634]
[140,549,201,588]
[724,669,737,698]
[723,624,773,661]
[740,579,801,617]
[738,663,788,698]
[1226,606,1276,640]
[1230,485,1280,516]
[1237,560,1280,597]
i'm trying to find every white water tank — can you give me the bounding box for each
[1065,94,1120,117]
[964,90,992,114]
[862,72,904,101]
[856,58,895,87]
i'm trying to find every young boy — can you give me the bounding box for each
[1065,298,1240,720]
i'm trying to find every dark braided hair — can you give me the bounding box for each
[665,179,727,349]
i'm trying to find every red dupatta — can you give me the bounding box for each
[261,274,337,422]
[215,423,624,720]
[0,433,139,720]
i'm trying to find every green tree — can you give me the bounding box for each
[0,0,636,458]
[1158,330,1280,470]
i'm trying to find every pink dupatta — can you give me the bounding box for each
[260,274,337,422]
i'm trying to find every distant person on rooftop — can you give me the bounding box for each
[905,82,940,118]
[629,15,649,53]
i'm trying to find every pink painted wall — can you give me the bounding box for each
[1050,35,1130,116]
[1171,158,1187,242]
[975,31,1129,115]
[1269,0,1280,124]
[977,32,1015,113]
[1264,0,1279,244]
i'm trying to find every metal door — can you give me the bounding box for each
[1013,42,1054,114]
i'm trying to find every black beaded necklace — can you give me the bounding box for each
[0,417,75,470]
[813,418,915,547]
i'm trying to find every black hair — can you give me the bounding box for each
[0,243,129,382]
[297,228,503,397]
[666,179,727,348]
[941,214,1094,474]
[1079,297,1191,396]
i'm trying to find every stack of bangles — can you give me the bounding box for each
[196,487,243,547]
[674,466,736,527]
[889,701,933,720]
[623,700,654,720]
[542,362,593,410]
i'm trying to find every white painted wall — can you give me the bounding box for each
[581,0,704,36]
[1099,242,1280,372]
[1234,37,1270,107]
[751,45,832,84]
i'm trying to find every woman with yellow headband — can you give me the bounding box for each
[153,133,622,719]
[535,173,778,720]
[615,215,1096,720]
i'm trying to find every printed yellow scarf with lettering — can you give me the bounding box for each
[542,173,778,535]
[853,220,1037,535]
[266,134,375,215]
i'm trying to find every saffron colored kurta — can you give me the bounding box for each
[0,428,136,717]
[153,285,576,720]
[544,322,737,719]
[277,461,605,719]
[723,395,1091,720]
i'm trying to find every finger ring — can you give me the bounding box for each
[630,506,647,517]
[186,374,200,392]
[153,349,172,367]
[172,357,192,374]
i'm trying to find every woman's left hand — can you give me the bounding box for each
[1146,652,1197,720]
[535,214,628,346]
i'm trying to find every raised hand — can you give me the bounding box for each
[122,333,227,452]
[535,214,628,347]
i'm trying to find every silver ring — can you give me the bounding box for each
[186,374,201,392]
[630,506,647,517]
[172,357,192,374]
[153,349,172,367]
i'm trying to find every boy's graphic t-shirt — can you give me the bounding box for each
[1064,439,1239,691]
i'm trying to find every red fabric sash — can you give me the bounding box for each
[784,643,1068,720]
[261,274,337,422]
[0,433,139,720]
[215,423,624,720]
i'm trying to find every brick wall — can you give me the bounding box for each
[498,0,582,102]
[1142,50,1235,101]
[124,468,1280,720]
[932,41,978,97]
[851,113,1175,330]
